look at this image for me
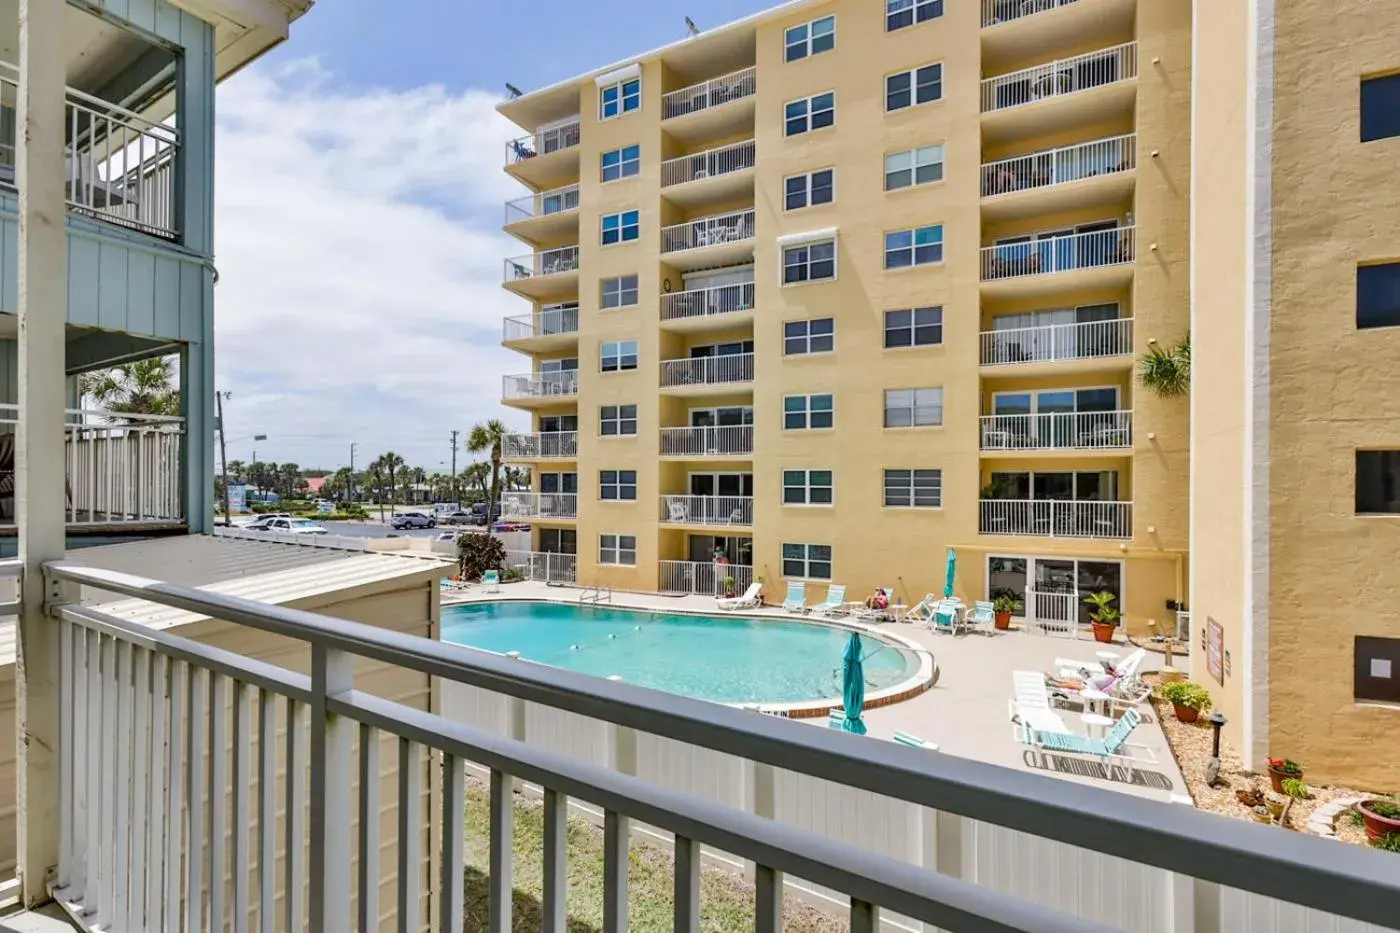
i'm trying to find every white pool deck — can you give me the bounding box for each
[443,581,1191,804]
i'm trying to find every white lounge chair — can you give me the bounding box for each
[893,730,939,751]
[906,593,938,625]
[1019,708,1157,782]
[717,582,762,611]
[814,584,847,616]
[781,581,808,613]
[852,586,898,622]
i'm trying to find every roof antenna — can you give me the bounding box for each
[684,16,700,35]
[505,82,523,99]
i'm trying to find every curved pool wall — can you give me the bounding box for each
[439,598,935,715]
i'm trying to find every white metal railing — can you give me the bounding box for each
[1026,589,1084,636]
[980,318,1134,366]
[979,499,1132,538]
[980,42,1138,113]
[504,184,580,225]
[982,0,1082,27]
[502,549,577,583]
[37,560,1400,933]
[662,66,757,120]
[658,494,754,526]
[501,371,579,399]
[503,245,580,282]
[659,352,754,388]
[661,138,756,188]
[981,135,1136,197]
[502,307,579,342]
[659,560,755,597]
[980,410,1132,450]
[660,281,755,322]
[502,431,578,460]
[659,425,754,457]
[0,62,181,239]
[499,491,578,519]
[660,209,755,254]
[980,226,1134,281]
[504,119,581,165]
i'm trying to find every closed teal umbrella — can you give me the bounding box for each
[943,548,958,599]
[840,633,867,735]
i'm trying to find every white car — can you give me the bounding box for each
[241,513,291,530]
[258,517,328,536]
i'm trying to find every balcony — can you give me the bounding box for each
[503,245,580,299]
[503,183,580,243]
[501,307,579,351]
[659,494,754,527]
[659,282,755,331]
[980,135,1136,220]
[502,431,578,461]
[659,353,754,395]
[980,0,1137,68]
[504,119,581,188]
[660,209,755,271]
[980,497,1132,538]
[502,371,578,408]
[660,66,757,143]
[980,317,1134,371]
[979,226,1134,297]
[660,139,756,206]
[503,548,578,583]
[980,410,1132,451]
[660,559,755,596]
[980,43,1137,143]
[659,425,754,458]
[500,491,578,520]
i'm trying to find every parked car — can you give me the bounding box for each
[439,510,475,526]
[257,517,328,535]
[243,513,291,530]
[390,511,436,530]
[493,521,531,533]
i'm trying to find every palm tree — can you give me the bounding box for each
[279,463,301,499]
[462,462,490,502]
[467,419,508,521]
[1138,333,1191,399]
[79,356,181,417]
[378,451,406,507]
[226,460,247,484]
[367,456,388,521]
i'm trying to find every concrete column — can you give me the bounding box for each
[15,0,68,907]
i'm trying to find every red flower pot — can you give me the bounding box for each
[1091,621,1116,644]
[1268,767,1302,794]
[994,611,1012,631]
[1171,703,1199,724]
[1358,800,1400,842]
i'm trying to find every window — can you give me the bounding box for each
[601,144,641,182]
[884,388,943,427]
[885,144,945,191]
[784,169,834,210]
[600,404,638,436]
[884,306,943,348]
[600,78,641,120]
[885,224,943,268]
[601,210,640,246]
[1361,73,1400,142]
[886,0,943,30]
[783,240,837,284]
[783,394,834,430]
[1358,262,1400,329]
[782,469,833,505]
[884,469,942,508]
[601,274,639,309]
[785,15,835,62]
[1356,450,1400,513]
[600,470,637,501]
[1355,636,1400,703]
[886,63,943,111]
[782,543,832,580]
[783,318,834,355]
[600,340,638,372]
[784,92,835,136]
[599,534,637,566]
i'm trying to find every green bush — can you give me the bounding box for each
[1373,832,1400,854]
[457,533,506,582]
[1365,798,1400,820]
[1280,778,1312,800]
[1158,681,1212,712]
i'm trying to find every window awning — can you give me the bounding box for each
[776,227,838,248]
[595,63,641,87]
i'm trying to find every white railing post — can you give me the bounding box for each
[308,645,355,932]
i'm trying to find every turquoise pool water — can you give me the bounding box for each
[441,601,919,704]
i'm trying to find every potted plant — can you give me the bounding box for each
[1356,798,1400,842]
[1083,591,1120,643]
[1158,681,1212,723]
[1265,757,1303,795]
[1264,794,1286,820]
[991,591,1022,631]
[723,576,737,598]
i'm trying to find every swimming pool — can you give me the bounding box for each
[440,601,921,705]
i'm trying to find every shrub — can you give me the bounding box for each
[457,533,506,582]
[1365,798,1400,820]
[1158,681,1212,712]
[992,593,1023,614]
[1374,832,1400,854]
[502,568,524,584]
[1280,778,1312,800]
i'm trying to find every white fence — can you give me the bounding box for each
[661,209,755,254]
[662,66,757,120]
[1026,589,1082,636]
[658,560,755,597]
[980,499,1133,539]
[503,549,577,584]
[499,492,578,520]
[659,353,755,388]
[505,119,580,164]
[501,371,579,399]
[658,495,754,527]
[981,318,1133,366]
[503,183,580,224]
[661,138,756,188]
[502,306,579,341]
[982,0,1083,28]
[660,281,755,322]
[980,226,1135,281]
[659,425,754,457]
[502,432,578,460]
[980,410,1132,450]
[503,245,580,282]
[981,134,1136,198]
[980,42,1138,113]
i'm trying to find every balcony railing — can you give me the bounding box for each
[659,494,754,526]
[502,307,579,342]
[659,425,754,457]
[662,66,757,120]
[659,352,754,388]
[504,245,580,282]
[505,119,581,165]
[500,491,578,519]
[981,134,1136,198]
[0,62,181,239]
[661,209,755,254]
[659,559,755,597]
[503,549,577,583]
[661,139,756,188]
[502,371,579,399]
[504,183,580,225]
[980,42,1138,113]
[502,431,578,460]
[980,410,1133,450]
[981,318,1134,366]
[982,0,1082,27]
[660,281,755,323]
[980,226,1135,281]
[980,498,1133,538]
[30,559,1400,933]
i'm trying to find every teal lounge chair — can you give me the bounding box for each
[966,600,996,634]
[1021,708,1156,781]
[893,730,939,751]
[782,581,807,613]
[932,599,962,635]
[481,569,500,593]
[814,584,847,616]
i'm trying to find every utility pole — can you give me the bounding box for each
[215,390,232,525]
[449,430,459,504]
[348,442,357,504]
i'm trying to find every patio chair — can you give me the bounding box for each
[931,599,962,635]
[827,708,846,729]
[813,584,847,616]
[781,581,808,613]
[906,593,938,625]
[666,498,689,523]
[1019,708,1156,782]
[851,586,897,623]
[966,600,996,634]
[893,730,939,751]
[481,569,500,593]
[717,582,762,611]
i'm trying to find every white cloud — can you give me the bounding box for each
[213,59,534,471]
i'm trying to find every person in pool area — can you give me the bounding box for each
[713,547,729,566]
[865,587,889,610]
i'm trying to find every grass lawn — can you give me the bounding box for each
[462,777,848,932]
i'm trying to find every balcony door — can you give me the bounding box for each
[540,357,578,394]
[539,302,578,335]
[689,340,754,359]
[539,415,578,434]
[988,555,1124,634]
[537,472,577,494]
[539,528,577,555]
[687,534,753,566]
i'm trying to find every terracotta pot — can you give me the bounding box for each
[994,611,1012,631]
[1091,620,1116,644]
[1172,703,1199,724]
[1268,767,1302,794]
[1357,800,1400,842]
